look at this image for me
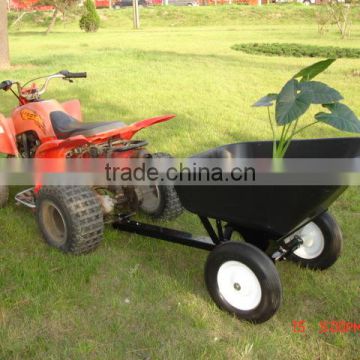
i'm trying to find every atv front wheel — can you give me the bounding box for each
[0,186,9,208]
[139,153,183,220]
[36,186,104,254]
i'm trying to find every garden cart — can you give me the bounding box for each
[114,137,360,323]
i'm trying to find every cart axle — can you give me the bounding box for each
[271,235,303,261]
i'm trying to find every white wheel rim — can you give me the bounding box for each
[217,261,262,311]
[293,222,325,259]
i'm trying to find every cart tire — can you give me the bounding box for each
[36,186,104,254]
[205,241,282,323]
[223,225,270,251]
[0,186,9,208]
[289,212,342,270]
[139,152,183,220]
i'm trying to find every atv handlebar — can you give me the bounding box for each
[37,70,87,96]
[59,70,87,79]
[36,70,86,96]
[0,70,87,102]
[0,80,13,91]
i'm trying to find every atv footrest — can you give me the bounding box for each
[15,188,36,208]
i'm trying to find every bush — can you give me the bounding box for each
[79,0,100,33]
[231,43,360,59]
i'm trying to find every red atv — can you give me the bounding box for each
[0,70,182,254]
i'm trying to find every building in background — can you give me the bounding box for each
[197,0,266,5]
[8,0,305,10]
[9,0,54,10]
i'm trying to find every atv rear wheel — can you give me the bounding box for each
[0,186,9,208]
[139,152,183,220]
[36,186,104,254]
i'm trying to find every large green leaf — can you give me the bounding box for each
[275,79,311,125]
[299,81,343,104]
[293,59,336,82]
[252,93,278,107]
[315,103,360,133]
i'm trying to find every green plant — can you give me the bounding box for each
[253,59,360,158]
[79,0,100,33]
[232,43,360,58]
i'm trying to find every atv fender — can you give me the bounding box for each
[34,135,91,193]
[35,135,90,158]
[0,114,18,156]
[61,99,83,122]
[119,114,176,140]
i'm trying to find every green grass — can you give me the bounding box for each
[232,42,360,58]
[1,6,360,360]
[8,4,322,29]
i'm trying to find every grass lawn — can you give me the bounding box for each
[1,5,359,359]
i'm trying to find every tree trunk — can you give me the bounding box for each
[0,0,10,68]
[132,0,140,29]
[11,11,27,28]
[46,8,58,35]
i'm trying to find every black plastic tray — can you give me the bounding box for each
[175,137,360,237]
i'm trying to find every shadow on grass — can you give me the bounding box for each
[8,43,310,74]
[9,31,81,37]
[94,47,306,72]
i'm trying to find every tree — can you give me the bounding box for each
[326,0,353,39]
[79,0,100,33]
[0,0,10,68]
[39,0,79,35]
[10,0,37,30]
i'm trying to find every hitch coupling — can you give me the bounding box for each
[272,235,303,262]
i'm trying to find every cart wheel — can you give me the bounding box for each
[139,152,183,220]
[0,186,9,208]
[288,212,342,270]
[223,225,270,251]
[205,241,282,323]
[36,186,104,254]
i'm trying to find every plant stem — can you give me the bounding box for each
[278,120,320,158]
[275,123,291,158]
[283,122,292,141]
[292,121,320,137]
[280,118,300,157]
[267,106,277,157]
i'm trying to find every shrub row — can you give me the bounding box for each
[232,43,360,58]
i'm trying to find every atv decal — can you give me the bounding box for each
[20,109,46,132]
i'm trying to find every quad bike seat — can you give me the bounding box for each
[50,111,126,139]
